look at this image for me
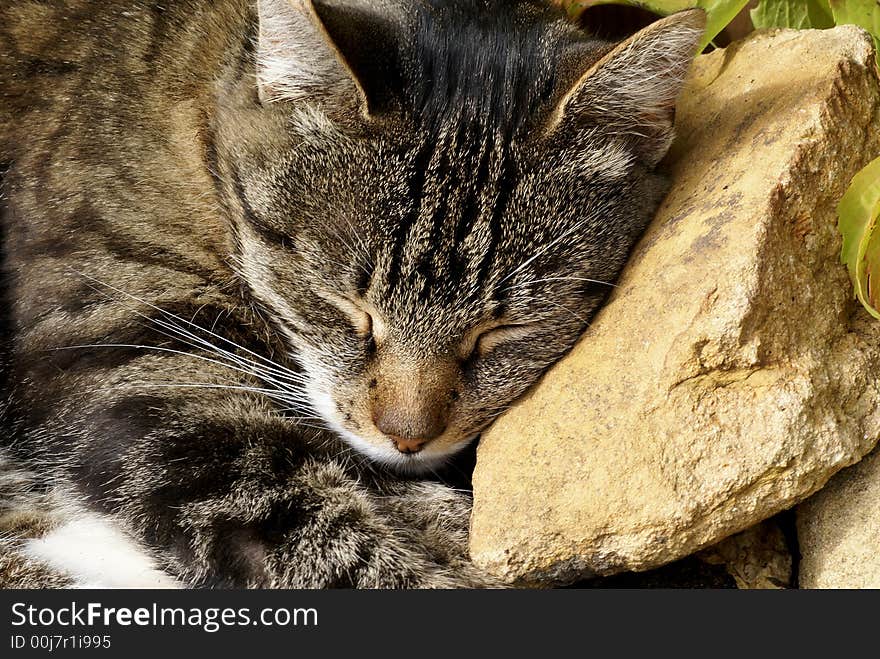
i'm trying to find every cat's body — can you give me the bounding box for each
[0,0,703,588]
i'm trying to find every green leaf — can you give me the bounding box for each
[750,0,835,29]
[828,0,880,33]
[838,155,880,320]
[557,1,750,49]
[828,0,880,56]
[697,0,752,47]
[828,3,880,320]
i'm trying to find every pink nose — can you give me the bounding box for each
[372,404,447,453]
[387,436,429,454]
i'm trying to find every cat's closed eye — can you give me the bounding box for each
[471,323,538,358]
[325,293,383,343]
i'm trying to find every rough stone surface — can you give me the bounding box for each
[700,519,792,589]
[798,446,880,588]
[470,26,880,585]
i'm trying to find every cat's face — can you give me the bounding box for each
[214,0,704,472]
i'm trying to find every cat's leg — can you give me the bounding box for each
[107,398,490,588]
[97,394,488,588]
[10,331,490,588]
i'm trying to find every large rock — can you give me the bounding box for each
[470,26,880,585]
[798,444,880,588]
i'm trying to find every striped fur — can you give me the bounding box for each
[0,1,703,588]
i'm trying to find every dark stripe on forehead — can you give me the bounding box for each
[405,126,480,303]
[416,129,473,303]
[384,141,433,295]
[454,139,492,248]
[416,144,453,299]
[438,137,496,302]
[450,133,497,270]
[479,151,516,298]
[390,126,513,306]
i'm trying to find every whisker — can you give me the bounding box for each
[67,268,303,379]
[51,343,304,394]
[146,313,304,384]
[80,381,290,399]
[528,294,589,324]
[503,275,617,292]
[115,382,315,415]
[61,270,324,418]
[498,220,587,286]
[68,275,313,401]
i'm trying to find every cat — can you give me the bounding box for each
[0,0,704,588]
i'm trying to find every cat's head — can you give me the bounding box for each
[212,0,704,472]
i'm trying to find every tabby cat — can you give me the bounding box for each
[0,0,704,588]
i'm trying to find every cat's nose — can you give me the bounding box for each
[372,403,447,453]
[388,435,430,454]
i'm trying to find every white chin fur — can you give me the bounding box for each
[335,425,473,475]
[306,382,473,474]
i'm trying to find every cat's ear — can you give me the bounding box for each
[550,9,706,164]
[256,0,398,115]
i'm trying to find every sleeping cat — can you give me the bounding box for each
[0,0,704,588]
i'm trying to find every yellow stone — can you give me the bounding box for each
[470,26,880,585]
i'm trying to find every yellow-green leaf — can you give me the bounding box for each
[750,0,835,29]
[828,0,880,60]
[697,0,751,47]
[838,155,880,319]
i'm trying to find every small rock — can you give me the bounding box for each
[798,445,880,588]
[470,26,880,585]
[700,519,792,589]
